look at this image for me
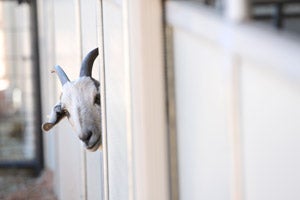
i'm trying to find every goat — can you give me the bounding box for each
[42,48,101,151]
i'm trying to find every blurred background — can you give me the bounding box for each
[0,0,39,167]
[0,0,300,200]
[0,1,49,199]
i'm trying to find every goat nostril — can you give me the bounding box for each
[79,131,92,143]
[86,131,92,141]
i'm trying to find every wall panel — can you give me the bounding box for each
[172,28,231,200]
[52,0,84,199]
[167,2,300,200]
[79,0,103,199]
[241,60,300,200]
[102,1,129,199]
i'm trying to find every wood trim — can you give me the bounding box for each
[165,26,179,200]
[166,1,300,84]
[223,53,244,200]
[97,0,109,199]
[124,1,170,199]
[122,1,134,199]
[226,0,249,22]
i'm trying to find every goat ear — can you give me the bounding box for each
[42,103,67,132]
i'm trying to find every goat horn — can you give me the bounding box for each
[53,65,70,85]
[80,48,99,77]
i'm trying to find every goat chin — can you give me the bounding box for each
[88,145,102,152]
[86,145,101,152]
[84,139,102,152]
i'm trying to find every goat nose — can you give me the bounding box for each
[79,131,92,143]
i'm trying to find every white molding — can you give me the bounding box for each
[97,0,109,200]
[124,1,170,199]
[226,0,249,22]
[166,1,300,83]
[122,1,134,199]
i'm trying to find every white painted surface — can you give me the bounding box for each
[226,0,249,22]
[38,0,106,199]
[37,1,300,200]
[102,1,129,199]
[79,0,103,199]
[124,1,170,199]
[52,0,85,199]
[37,0,57,175]
[167,1,300,200]
[172,28,231,200]
[241,61,300,200]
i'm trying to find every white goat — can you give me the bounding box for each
[42,48,101,151]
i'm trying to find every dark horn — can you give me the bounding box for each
[80,48,99,77]
[53,65,70,85]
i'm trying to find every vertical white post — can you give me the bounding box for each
[122,1,134,200]
[223,54,244,200]
[226,0,249,22]
[225,0,248,199]
[75,0,88,199]
[123,0,170,200]
[97,0,109,200]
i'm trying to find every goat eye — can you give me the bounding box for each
[62,108,69,117]
[94,94,100,105]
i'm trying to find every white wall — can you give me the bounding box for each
[172,28,231,200]
[38,0,103,199]
[102,1,129,199]
[167,1,300,200]
[38,0,300,200]
[241,60,300,200]
[39,0,169,199]
[79,0,103,199]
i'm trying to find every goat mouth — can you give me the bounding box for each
[86,137,101,151]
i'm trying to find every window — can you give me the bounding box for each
[0,0,43,174]
[251,0,300,34]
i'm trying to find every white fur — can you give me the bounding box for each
[60,77,101,151]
